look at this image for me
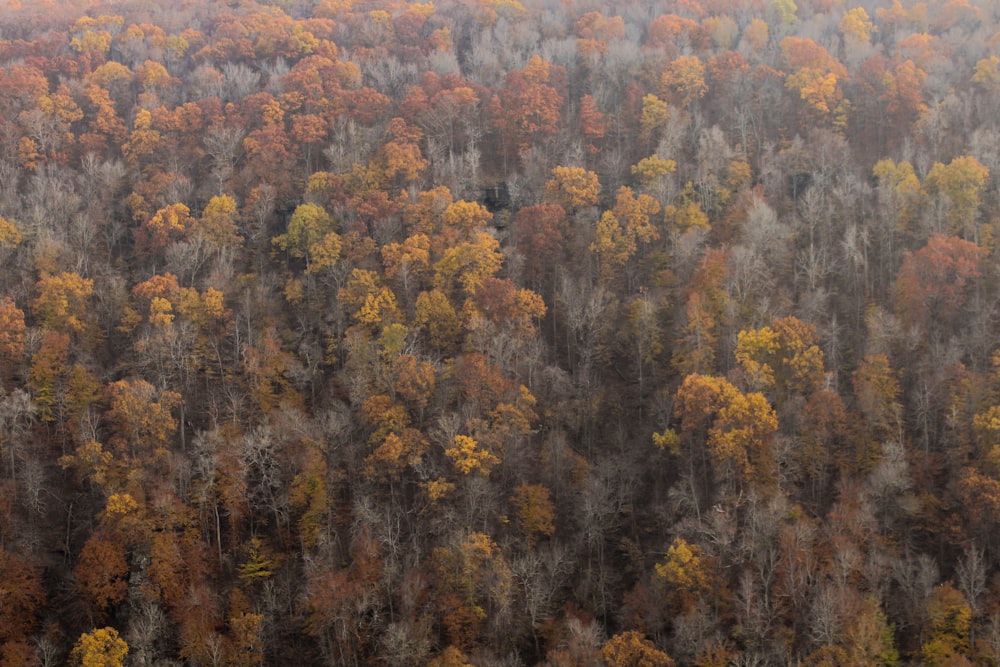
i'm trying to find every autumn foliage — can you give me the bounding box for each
[2,0,1000,665]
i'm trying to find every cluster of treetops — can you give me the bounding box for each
[3,0,1000,664]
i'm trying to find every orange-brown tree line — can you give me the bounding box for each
[2,0,1000,664]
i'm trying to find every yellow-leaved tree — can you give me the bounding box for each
[432,231,504,297]
[590,186,661,280]
[71,627,128,667]
[446,434,500,475]
[105,379,181,461]
[32,272,94,334]
[654,537,710,613]
[664,373,779,493]
[545,165,600,212]
[734,315,825,402]
[923,155,990,242]
[602,630,675,667]
[921,583,971,666]
[195,194,243,249]
[661,55,707,108]
[272,202,338,270]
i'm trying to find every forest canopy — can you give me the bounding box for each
[2,0,1000,664]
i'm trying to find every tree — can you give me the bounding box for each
[670,373,779,493]
[303,527,384,663]
[780,37,849,127]
[804,594,899,666]
[429,646,473,667]
[602,630,675,667]
[873,158,922,238]
[69,15,122,56]
[632,154,677,197]
[647,14,703,55]
[589,186,661,279]
[122,108,163,170]
[394,354,436,413]
[0,388,38,497]
[661,56,708,108]
[512,203,568,286]
[195,194,242,250]
[135,203,196,257]
[922,156,990,241]
[28,331,71,424]
[893,234,986,333]
[432,231,504,298]
[495,55,565,154]
[671,292,717,375]
[545,166,600,212]
[0,296,26,361]
[639,94,670,144]
[105,379,181,460]
[75,533,129,615]
[32,272,94,333]
[430,531,512,650]
[272,202,337,269]
[734,315,825,401]
[578,94,605,154]
[625,293,666,402]
[672,249,729,376]
[0,548,45,646]
[844,596,900,667]
[881,59,927,139]
[401,194,492,256]
[654,538,710,614]
[241,327,300,413]
[853,354,903,460]
[241,96,295,198]
[575,11,625,50]
[742,18,770,52]
[973,55,1000,91]
[956,467,1000,558]
[415,289,463,354]
[338,269,401,331]
[361,394,427,481]
[415,80,481,160]
[921,584,972,666]
[769,0,799,31]
[441,200,493,239]
[71,627,129,667]
[226,589,265,667]
[0,215,22,254]
[445,434,499,476]
[786,68,841,118]
[839,7,874,46]
[512,483,555,547]
[18,85,84,162]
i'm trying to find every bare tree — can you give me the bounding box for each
[891,552,939,644]
[957,543,987,649]
[203,125,245,193]
[511,543,570,652]
[0,388,37,489]
[222,63,262,102]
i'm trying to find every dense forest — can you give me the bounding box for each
[3,0,1000,664]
